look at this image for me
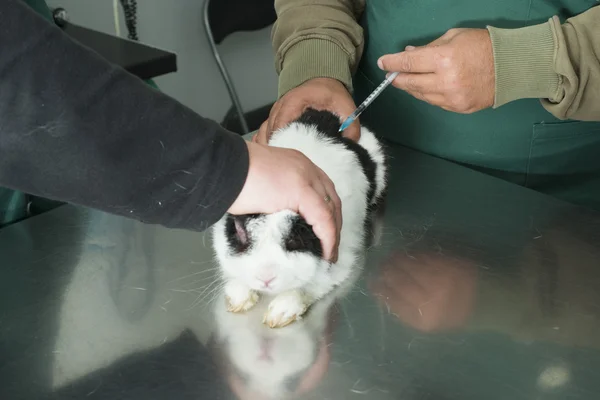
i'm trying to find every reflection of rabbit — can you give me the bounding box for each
[211,108,388,328]
[208,265,361,400]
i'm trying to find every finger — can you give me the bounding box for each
[297,183,339,263]
[318,171,342,260]
[378,47,439,73]
[271,103,305,133]
[300,172,341,262]
[253,120,269,144]
[313,178,340,263]
[266,100,283,137]
[391,73,440,94]
[340,119,361,142]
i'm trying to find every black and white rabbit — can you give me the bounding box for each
[208,261,362,399]
[212,108,388,328]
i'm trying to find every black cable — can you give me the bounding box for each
[119,0,139,41]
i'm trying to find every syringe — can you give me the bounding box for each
[339,71,399,132]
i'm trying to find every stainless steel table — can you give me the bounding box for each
[2,140,600,400]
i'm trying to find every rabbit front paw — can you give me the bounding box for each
[224,281,259,313]
[263,291,308,328]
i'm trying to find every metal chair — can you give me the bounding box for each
[203,0,276,135]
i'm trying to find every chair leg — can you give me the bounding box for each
[203,0,249,135]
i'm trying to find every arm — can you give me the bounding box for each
[0,0,249,232]
[272,0,366,97]
[254,0,365,144]
[488,6,600,120]
[1,0,343,260]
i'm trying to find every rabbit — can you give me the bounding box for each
[207,260,362,399]
[211,108,388,328]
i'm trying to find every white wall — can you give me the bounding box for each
[47,0,279,123]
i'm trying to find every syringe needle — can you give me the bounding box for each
[339,71,399,132]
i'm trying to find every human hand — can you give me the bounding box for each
[370,252,478,332]
[228,141,342,262]
[377,28,495,113]
[252,78,359,145]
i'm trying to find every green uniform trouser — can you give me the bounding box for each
[353,0,600,212]
[0,0,158,228]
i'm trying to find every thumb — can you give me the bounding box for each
[253,120,270,144]
[378,46,438,73]
[341,118,361,142]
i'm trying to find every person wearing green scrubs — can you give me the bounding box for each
[255,1,600,212]
[251,2,600,393]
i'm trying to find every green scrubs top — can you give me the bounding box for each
[353,0,600,212]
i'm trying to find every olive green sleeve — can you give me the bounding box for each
[272,0,366,98]
[487,6,600,121]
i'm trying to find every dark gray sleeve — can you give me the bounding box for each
[0,0,249,231]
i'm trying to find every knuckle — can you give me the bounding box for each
[438,54,453,70]
[398,55,412,72]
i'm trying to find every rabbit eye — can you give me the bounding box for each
[285,236,304,251]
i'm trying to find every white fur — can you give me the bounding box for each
[210,262,361,399]
[211,119,387,326]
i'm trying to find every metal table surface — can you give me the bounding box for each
[2,140,600,400]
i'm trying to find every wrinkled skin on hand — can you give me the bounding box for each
[253,78,360,145]
[378,28,495,114]
[228,142,343,262]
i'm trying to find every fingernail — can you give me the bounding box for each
[405,45,415,51]
[377,58,384,70]
[328,252,336,263]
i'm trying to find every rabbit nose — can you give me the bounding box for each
[258,275,276,288]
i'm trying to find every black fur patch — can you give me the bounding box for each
[225,213,263,254]
[284,214,323,258]
[295,108,379,204]
[225,108,384,260]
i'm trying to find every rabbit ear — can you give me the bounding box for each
[234,217,248,245]
[225,214,259,254]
